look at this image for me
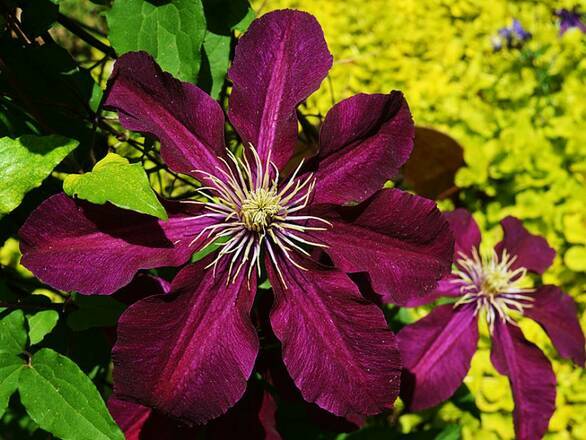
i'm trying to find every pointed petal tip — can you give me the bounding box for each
[267,254,401,417]
[398,304,478,411]
[496,216,555,274]
[228,9,332,170]
[18,194,216,295]
[491,321,556,440]
[524,285,585,366]
[312,189,454,306]
[112,261,259,424]
[104,51,227,178]
[313,91,414,206]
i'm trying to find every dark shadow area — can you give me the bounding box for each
[203,0,251,36]
[77,200,175,248]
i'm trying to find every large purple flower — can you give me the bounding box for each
[18,10,453,424]
[398,209,585,440]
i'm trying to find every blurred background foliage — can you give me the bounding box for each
[253,0,586,438]
[0,0,584,438]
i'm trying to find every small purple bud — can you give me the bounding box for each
[512,19,532,40]
[555,8,586,35]
[492,19,531,50]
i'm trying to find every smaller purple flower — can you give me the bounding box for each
[555,8,586,35]
[512,19,532,41]
[492,19,531,51]
[398,209,585,440]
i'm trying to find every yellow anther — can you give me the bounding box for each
[240,188,282,232]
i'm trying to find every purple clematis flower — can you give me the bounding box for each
[398,209,585,440]
[555,8,586,35]
[18,10,453,424]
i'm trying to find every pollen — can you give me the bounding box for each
[240,188,282,232]
[480,268,513,296]
[452,248,534,332]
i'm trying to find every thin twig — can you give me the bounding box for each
[297,109,319,144]
[98,119,200,190]
[57,13,117,58]
[0,301,66,311]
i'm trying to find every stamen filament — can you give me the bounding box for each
[452,247,535,332]
[189,144,331,288]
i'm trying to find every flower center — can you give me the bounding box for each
[187,144,331,287]
[240,188,282,232]
[452,248,534,331]
[480,268,513,296]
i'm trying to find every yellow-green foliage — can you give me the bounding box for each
[255,0,586,437]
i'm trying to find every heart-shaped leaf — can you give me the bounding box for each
[63,153,167,220]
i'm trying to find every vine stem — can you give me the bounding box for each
[56,13,117,58]
[0,301,68,311]
[98,119,201,190]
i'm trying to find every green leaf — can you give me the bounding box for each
[66,295,126,331]
[0,353,24,418]
[233,6,255,32]
[107,0,206,82]
[190,235,229,262]
[258,278,272,290]
[199,32,231,99]
[0,135,78,217]
[434,424,460,440]
[27,311,59,346]
[18,348,124,440]
[198,0,254,97]
[63,153,167,220]
[89,83,104,113]
[0,310,27,354]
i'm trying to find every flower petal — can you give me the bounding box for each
[523,285,585,366]
[494,216,555,274]
[311,92,414,205]
[398,304,478,411]
[228,10,332,170]
[445,209,481,258]
[112,260,259,424]
[310,189,453,305]
[108,397,151,440]
[104,51,226,177]
[490,320,556,440]
[267,254,401,417]
[19,194,213,295]
[259,391,281,440]
[113,273,171,305]
[401,275,463,307]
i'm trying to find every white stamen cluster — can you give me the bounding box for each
[451,248,534,332]
[187,145,330,287]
